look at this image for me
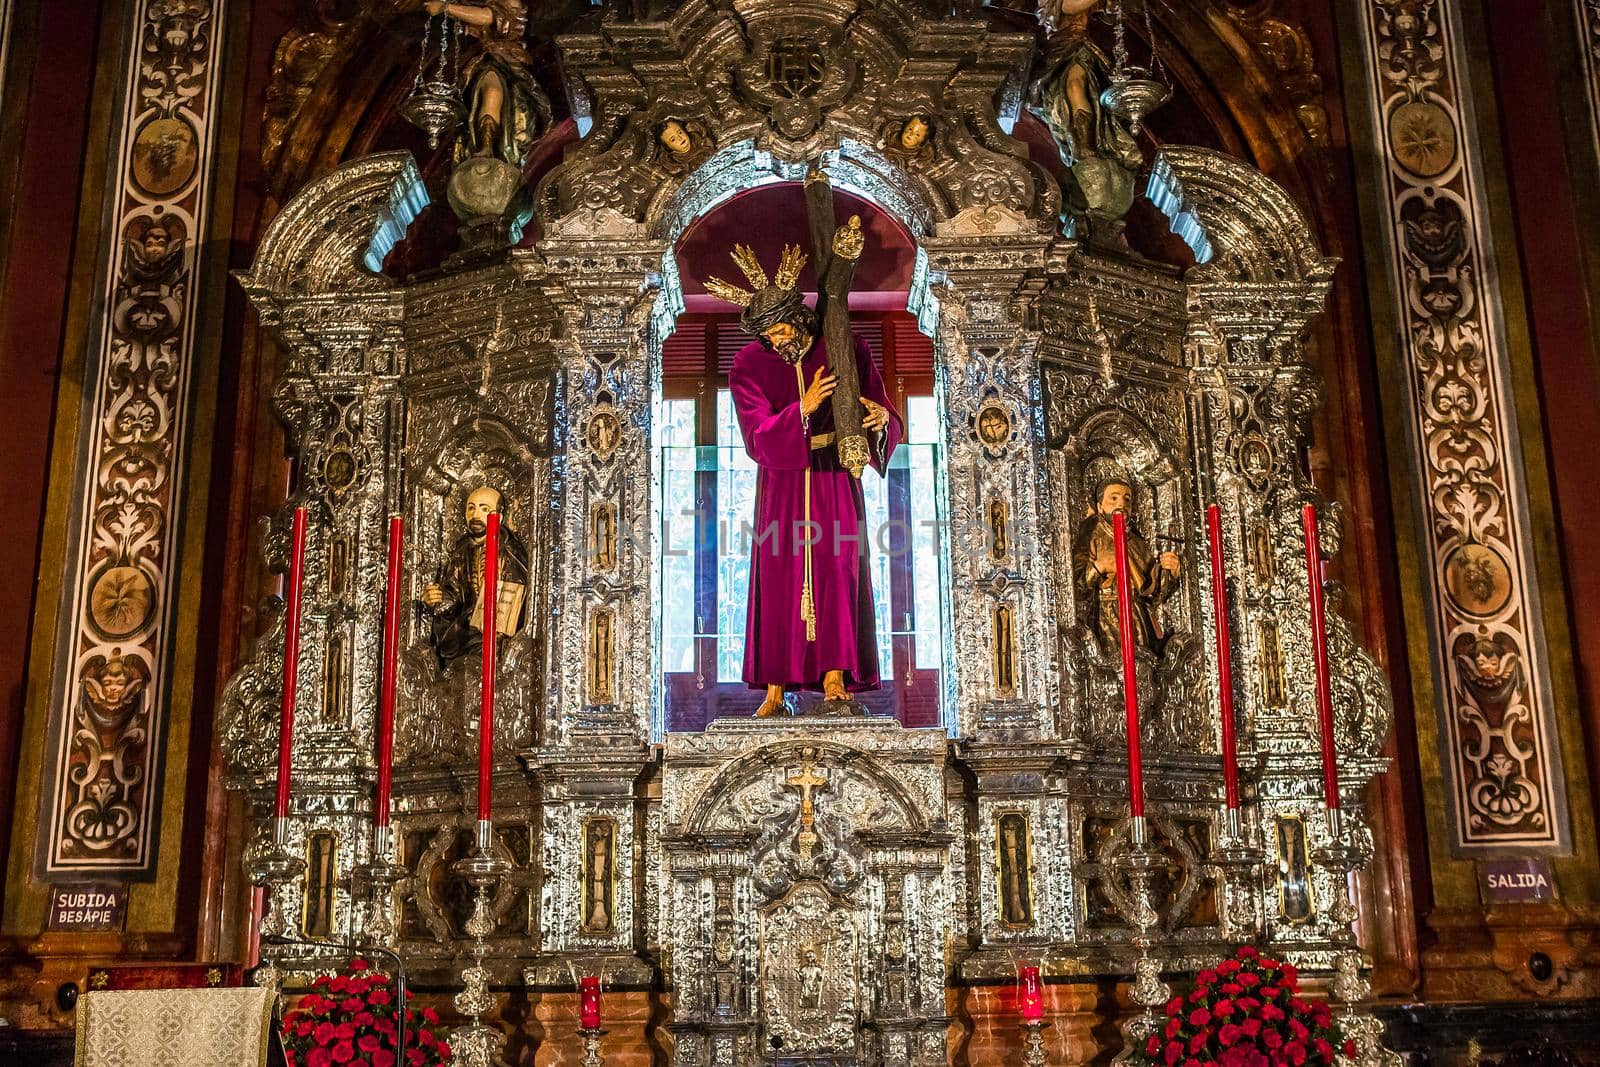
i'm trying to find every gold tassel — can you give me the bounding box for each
[797,363,816,643]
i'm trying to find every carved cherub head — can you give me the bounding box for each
[124,217,186,284]
[899,115,931,151]
[83,647,146,723]
[653,117,711,174]
[1472,638,1503,679]
[141,221,172,261]
[659,119,693,155]
[879,113,934,163]
[99,650,131,705]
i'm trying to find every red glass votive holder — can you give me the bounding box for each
[1019,964,1044,1022]
[579,975,602,1030]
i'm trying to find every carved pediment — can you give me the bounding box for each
[539,0,1055,232]
[682,740,930,838]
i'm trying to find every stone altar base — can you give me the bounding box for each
[949,982,1113,1065]
[521,989,668,1066]
[490,981,1143,1064]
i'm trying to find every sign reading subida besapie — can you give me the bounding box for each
[47,884,128,930]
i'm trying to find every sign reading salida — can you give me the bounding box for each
[1480,858,1555,903]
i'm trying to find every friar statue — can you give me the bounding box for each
[705,199,903,717]
[418,485,530,668]
[1072,477,1180,656]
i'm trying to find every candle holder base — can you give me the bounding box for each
[450,1015,506,1067]
[579,1026,607,1067]
[450,827,510,1067]
[250,957,283,1000]
[1311,840,1364,876]
[1020,1019,1048,1067]
[452,817,512,888]
[1209,834,1267,942]
[1314,824,1401,1067]
[1210,837,1265,870]
[354,856,409,949]
[245,821,306,943]
[1111,837,1170,1065]
[245,842,305,886]
[454,849,512,884]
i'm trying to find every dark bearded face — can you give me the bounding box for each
[1097,482,1133,515]
[464,486,501,539]
[759,319,812,363]
[741,285,815,355]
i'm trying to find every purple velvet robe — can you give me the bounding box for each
[730,333,904,692]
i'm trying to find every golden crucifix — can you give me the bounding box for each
[786,750,829,863]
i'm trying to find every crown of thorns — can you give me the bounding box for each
[702,243,807,307]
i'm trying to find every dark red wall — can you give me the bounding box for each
[1484,1,1600,828]
[0,0,105,915]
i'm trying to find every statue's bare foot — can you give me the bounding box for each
[756,686,787,718]
[822,671,849,703]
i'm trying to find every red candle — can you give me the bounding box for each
[274,506,308,820]
[1302,504,1340,810]
[375,516,403,828]
[1207,505,1241,811]
[477,511,499,822]
[1018,965,1044,1022]
[579,975,602,1030]
[1113,513,1145,819]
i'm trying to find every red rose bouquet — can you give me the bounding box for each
[280,957,451,1067]
[1137,945,1356,1067]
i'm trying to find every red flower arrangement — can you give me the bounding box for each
[280,957,451,1067]
[1136,945,1355,1067]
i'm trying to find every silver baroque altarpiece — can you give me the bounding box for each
[222,2,1395,1062]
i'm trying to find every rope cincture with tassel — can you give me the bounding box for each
[797,362,817,643]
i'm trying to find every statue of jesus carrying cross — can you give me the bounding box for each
[703,168,903,717]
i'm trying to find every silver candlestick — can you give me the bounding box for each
[451,819,511,1067]
[580,1026,607,1067]
[246,815,305,994]
[354,822,409,949]
[1311,806,1401,1067]
[1212,804,1265,867]
[1020,1019,1048,1067]
[1112,816,1171,1065]
[1209,804,1266,940]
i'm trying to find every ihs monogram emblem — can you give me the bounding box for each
[765,36,826,99]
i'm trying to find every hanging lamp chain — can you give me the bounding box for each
[1109,0,1129,80]
[409,12,433,94]
[1142,0,1169,87]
